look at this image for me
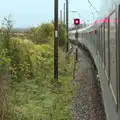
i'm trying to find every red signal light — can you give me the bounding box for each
[74,19,80,25]
[94,30,97,34]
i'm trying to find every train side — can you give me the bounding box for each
[68,0,120,120]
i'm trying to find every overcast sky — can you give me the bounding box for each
[0,0,102,28]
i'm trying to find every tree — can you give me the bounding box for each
[2,14,14,50]
[58,22,67,48]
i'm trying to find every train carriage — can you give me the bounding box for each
[69,0,120,120]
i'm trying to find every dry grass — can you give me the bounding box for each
[0,67,10,120]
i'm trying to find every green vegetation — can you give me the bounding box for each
[0,16,76,120]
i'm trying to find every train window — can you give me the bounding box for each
[109,11,117,101]
[101,23,105,64]
[94,31,97,46]
[93,32,95,45]
[92,32,94,44]
[101,24,104,62]
[103,23,105,67]
[94,31,97,49]
[90,32,92,42]
[96,29,99,51]
[90,32,92,43]
[93,31,95,45]
[100,25,102,58]
[105,17,109,78]
[98,28,100,54]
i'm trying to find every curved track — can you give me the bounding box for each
[70,48,106,120]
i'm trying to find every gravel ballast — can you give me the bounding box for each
[70,48,106,120]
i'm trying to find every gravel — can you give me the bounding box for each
[70,48,106,120]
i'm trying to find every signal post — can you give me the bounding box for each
[54,0,58,80]
[74,18,80,61]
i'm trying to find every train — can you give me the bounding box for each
[68,0,120,120]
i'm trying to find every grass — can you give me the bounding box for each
[5,47,77,120]
[0,21,77,120]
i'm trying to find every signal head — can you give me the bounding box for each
[74,18,80,25]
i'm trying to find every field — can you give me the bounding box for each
[0,18,77,120]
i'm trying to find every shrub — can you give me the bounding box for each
[58,22,67,47]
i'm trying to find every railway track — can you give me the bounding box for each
[70,48,106,120]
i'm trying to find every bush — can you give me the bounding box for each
[0,17,76,120]
[58,22,67,47]
[8,38,54,81]
[26,22,67,48]
[26,23,54,44]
